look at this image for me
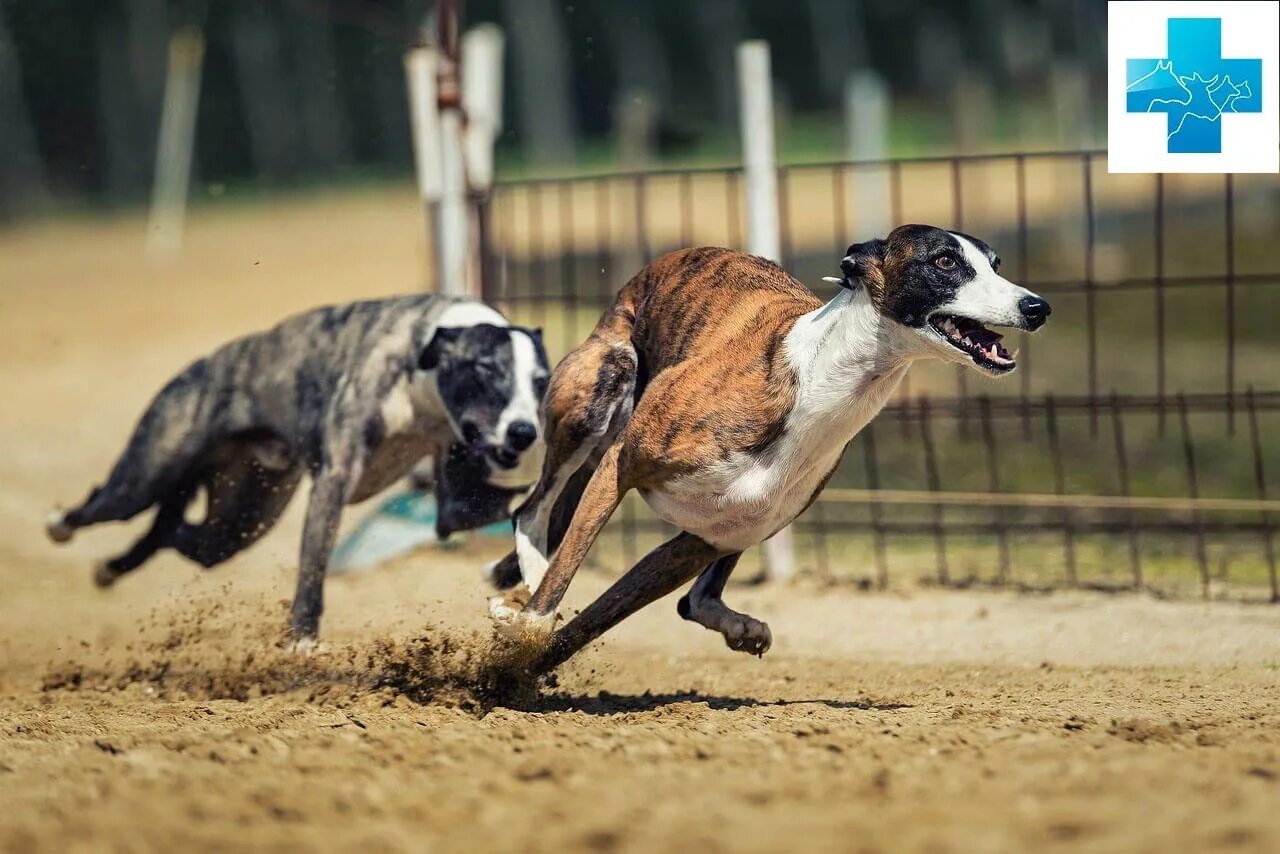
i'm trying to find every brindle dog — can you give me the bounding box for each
[47,296,549,645]
[489,225,1052,670]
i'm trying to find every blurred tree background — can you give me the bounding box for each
[0,0,1107,217]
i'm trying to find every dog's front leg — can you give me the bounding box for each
[289,459,359,649]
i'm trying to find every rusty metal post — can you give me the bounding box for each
[1177,394,1211,598]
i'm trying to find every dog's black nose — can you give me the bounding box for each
[506,420,538,452]
[1018,295,1052,330]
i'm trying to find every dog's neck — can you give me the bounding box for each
[783,285,918,436]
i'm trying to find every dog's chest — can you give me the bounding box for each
[352,433,436,503]
[642,364,908,551]
[349,378,447,503]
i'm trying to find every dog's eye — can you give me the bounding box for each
[533,376,549,397]
[935,256,957,271]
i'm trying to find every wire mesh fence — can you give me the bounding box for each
[482,149,1280,601]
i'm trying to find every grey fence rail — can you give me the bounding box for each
[480,149,1280,601]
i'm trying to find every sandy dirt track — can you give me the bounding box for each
[3,197,1280,853]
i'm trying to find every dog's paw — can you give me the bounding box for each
[92,561,118,588]
[46,511,73,544]
[491,603,557,645]
[487,583,532,621]
[722,614,772,658]
[287,636,325,656]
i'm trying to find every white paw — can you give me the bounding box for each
[488,594,522,622]
[288,637,325,656]
[46,511,73,544]
[487,582,532,621]
[491,605,557,642]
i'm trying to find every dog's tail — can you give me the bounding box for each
[47,359,216,543]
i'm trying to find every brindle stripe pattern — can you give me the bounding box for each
[542,247,823,488]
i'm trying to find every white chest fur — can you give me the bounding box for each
[643,287,915,552]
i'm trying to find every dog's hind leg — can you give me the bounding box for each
[172,456,302,569]
[93,484,196,587]
[47,364,211,543]
[537,532,725,671]
[49,479,167,544]
[676,554,772,656]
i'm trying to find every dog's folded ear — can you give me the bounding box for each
[419,326,465,370]
[840,238,888,300]
[842,239,887,279]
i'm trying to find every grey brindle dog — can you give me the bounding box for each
[46,296,549,646]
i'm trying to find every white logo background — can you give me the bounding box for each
[1108,0,1279,173]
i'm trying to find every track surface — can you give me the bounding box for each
[4,198,1280,853]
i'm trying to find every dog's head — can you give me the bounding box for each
[418,323,549,470]
[837,224,1052,376]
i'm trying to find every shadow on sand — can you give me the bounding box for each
[532,690,913,715]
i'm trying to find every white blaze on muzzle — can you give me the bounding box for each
[490,329,542,449]
[940,232,1038,328]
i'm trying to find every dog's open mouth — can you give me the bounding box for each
[487,447,521,470]
[928,313,1017,372]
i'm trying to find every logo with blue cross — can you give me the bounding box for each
[1108,2,1279,174]
[1126,18,1261,153]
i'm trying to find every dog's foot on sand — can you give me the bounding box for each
[487,584,531,622]
[287,636,326,656]
[718,613,772,656]
[490,596,557,645]
[678,595,772,657]
[92,561,118,588]
[46,511,73,544]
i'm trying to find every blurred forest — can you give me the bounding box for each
[0,0,1107,218]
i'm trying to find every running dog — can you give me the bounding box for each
[46,296,549,645]
[489,225,1052,670]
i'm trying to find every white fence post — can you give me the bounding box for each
[462,24,504,300]
[437,103,471,296]
[461,24,504,194]
[147,26,204,259]
[736,41,779,261]
[736,40,794,582]
[844,68,892,239]
[405,46,445,290]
